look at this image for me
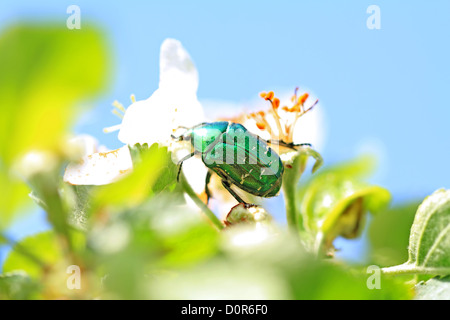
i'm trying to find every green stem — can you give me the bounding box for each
[179,173,224,231]
[381,263,450,276]
[30,174,74,256]
[282,153,307,233]
[282,175,299,231]
[282,148,323,234]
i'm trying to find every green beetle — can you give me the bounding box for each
[172,121,311,204]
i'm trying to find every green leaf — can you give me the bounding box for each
[414,276,450,300]
[0,25,108,163]
[90,144,175,214]
[369,202,420,267]
[0,166,30,228]
[133,195,219,267]
[382,189,450,276]
[320,186,391,239]
[0,233,7,245]
[89,195,219,299]
[147,152,178,195]
[150,224,411,300]
[3,231,62,279]
[286,260,411,300]
[28,191,48,211]
[129,143,180,195]
[0,271,40,300]
[282,146,323,231]
[408,189,450,269]
[297,157,391,254]
[0,24,108,227]
[64,185,92,231]
[149,259,291,300]
[156,217,219,268]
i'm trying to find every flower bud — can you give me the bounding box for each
[225,203,271,226]
[14,150,59,180]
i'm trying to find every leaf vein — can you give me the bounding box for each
[422,222,450,267]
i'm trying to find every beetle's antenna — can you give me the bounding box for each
[267,140,312,151]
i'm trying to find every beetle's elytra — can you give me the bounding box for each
[173,121,310,204]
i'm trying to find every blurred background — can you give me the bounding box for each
[1,0,449,266]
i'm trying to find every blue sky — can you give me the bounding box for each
[1,1,450,264]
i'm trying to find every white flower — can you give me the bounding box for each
[203,88,324,152]
[15,150,59,180]
[229,89,324,164]
[117,38,204,146]
[63,145,133,185]
[67,134,108,158]
[63,134,133,185]
[64,39,206,187]
[242,89,322,147]
[199,88,325,214]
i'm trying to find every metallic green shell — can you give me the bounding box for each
[185,122,229,154]
[198,122,284,197]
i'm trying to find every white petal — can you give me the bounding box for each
[159,38,198,93]
[118,97,172,146]
[241,118,273,141]
[182,157,208,194]
[63,146,133,185]
[291,102,325,150]
[68,134,100,157]
[118,39,204,147]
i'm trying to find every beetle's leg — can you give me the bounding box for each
[176,152,196,182]
[171,134,182,141]
[205,170,213,204]
[266,140,312,151]
[171,125,192,141]
[221,180,248,205]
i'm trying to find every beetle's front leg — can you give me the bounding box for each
[176,152,196,182]
[205,170,213,204]
[221,180,249,205]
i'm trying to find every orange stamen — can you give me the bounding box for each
[256,122,266,130]
[292,105,301,112]
[272,97,280,109]
[265,91,274,101]
[298,93,309,105]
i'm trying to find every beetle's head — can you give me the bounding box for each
[172,122,229,154]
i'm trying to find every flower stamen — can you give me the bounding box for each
[103,124,122,133]
[107,94,140,132]
[112,100,126,113]
[111,100,126,119]
[254,88,318,145]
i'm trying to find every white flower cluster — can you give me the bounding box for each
[64,39,205,187]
